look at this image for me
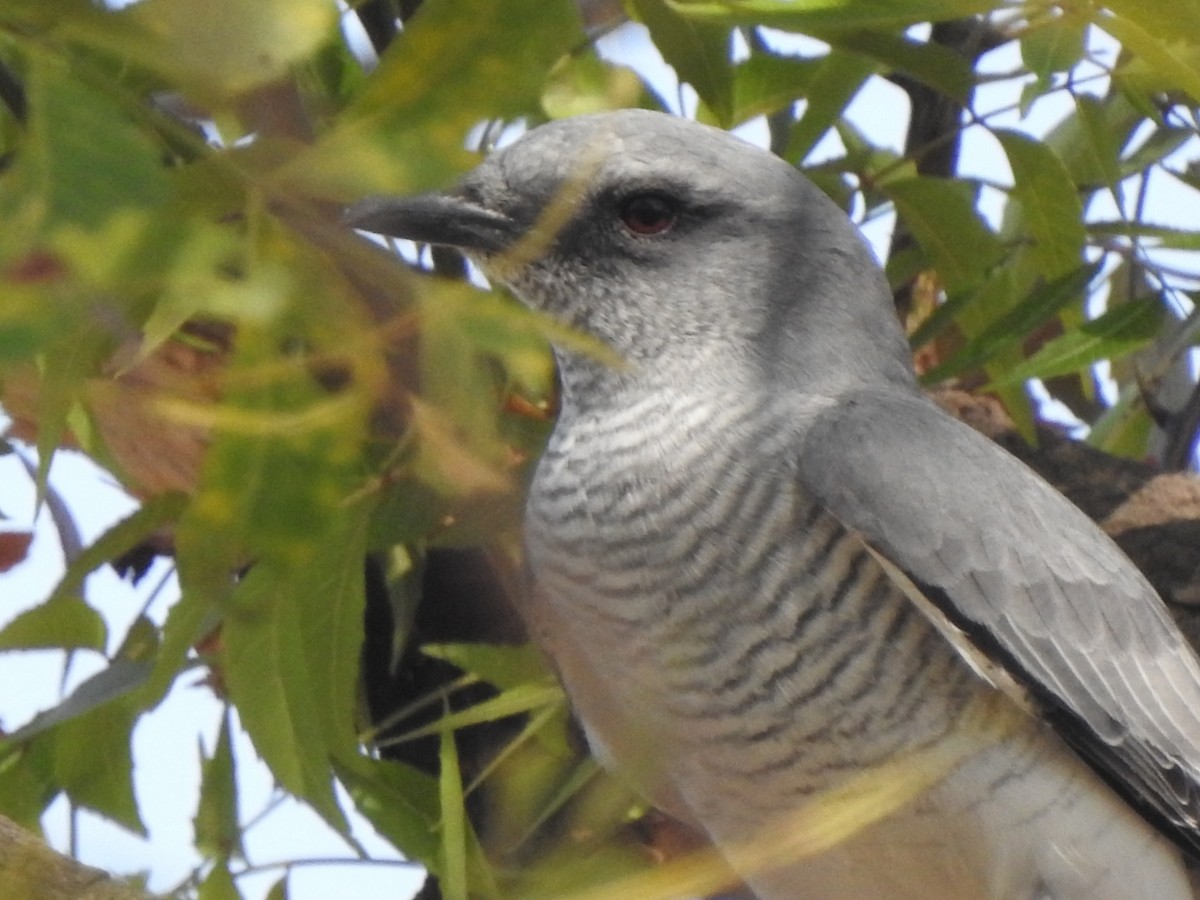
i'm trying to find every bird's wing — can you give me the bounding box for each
[796,387,1200,855]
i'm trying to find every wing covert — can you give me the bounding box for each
[796,388,1200,855]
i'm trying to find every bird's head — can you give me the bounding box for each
[348,110,915,399]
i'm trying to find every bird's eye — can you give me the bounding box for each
[618,193,677,236]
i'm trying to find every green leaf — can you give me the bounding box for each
[220,562,344,829]
[668,0,1002,30]
[884,177,1005,290]
[1020,16,1086,84]
[21,55,168,231]
[988,298,1166,388]
[139,587,217,709]
[996,130,1085,279]
[7,659,150,743]
[198,859,243,900]
[630,0,735,124]
[194,710,243,860]
[1089,386,1154,457]
[919,263,1099,385]
[541,54,647,120]
[422,643,554,692]
[396,684,565,741]
[104,0,338,97]
[1070,94,1122,189]
[45,492,188,607]
[1119,126,1193,176]
[731,53,819,124]
[1088,221,1200,250]
[335,753,441,871]
[0,738,56,829]
[784,51,874,163]
[288,0,584,198]
[439,718,469,900]
[1099,9,1200,103]
[52,691,145,834]
[828,29,973,102]
[0,597,106,651]
[264,876,290,900]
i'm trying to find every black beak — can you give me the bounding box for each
[344,192,520,254]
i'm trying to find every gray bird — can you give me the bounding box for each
[349,110,1200,899]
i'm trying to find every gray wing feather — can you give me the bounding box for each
[797,388,1200,853]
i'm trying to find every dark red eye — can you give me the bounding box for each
[618,193,677,236]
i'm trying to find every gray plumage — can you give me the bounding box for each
[349,110,1200,899]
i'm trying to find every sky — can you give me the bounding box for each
[2,15,1199,900]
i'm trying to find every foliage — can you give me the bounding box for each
[0,0,1198,898]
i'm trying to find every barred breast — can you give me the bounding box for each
[525,389,975,812]
[521,388,1193,899]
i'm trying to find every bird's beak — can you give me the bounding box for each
[344,192,520,254]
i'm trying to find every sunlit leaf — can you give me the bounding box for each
[997,130,1085,279]
[194,710,243,860]
[1020,15,1086,85]
[884,176,1005,291]
[731,53,819,124]
[335,753,441,871]
[630,0,735,124]
[919,263,1099,385]
[285,0,584,198]
[219,561,344,829]
[829,28,973,102]
[7,659,150,743]
[0,597,106,652]
[423,643,554,692]
[988,297,1166,387]
[439,717,469,900]
[45,491,188,606]
[784,51,874,163]
[669,0,1002,30]
[198,859,243,900]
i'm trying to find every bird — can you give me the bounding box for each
[348,109,1200,899]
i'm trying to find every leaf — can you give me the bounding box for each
[395,684,565,741]
[541,54,646,120]
[439,718,469,900]
[422,643,554,692]
[0,597,106,652]
[45,491,188,606]
[1088,221,1200,251]
[996,130,1085,279]
[668,0,1002,31]
[194,710,243,860]
[6,659,150,742]
[198,859,244,900]
[731,53,819,124]
[884,177,1005,290]
[1098,10,1200,103]
[629,0,735,124]
[0,531,33,572]
[988,298,1166,388]
[21,55,168,231]
[1070,94,1122,189]
[99,0,338,97]
[1020,15,1086,85]
[286,0,584,198]
[334,753,441,871]
[264,876,290,900]
[784,51,875,163]
[828,29,973,102]
[219,562,345,829]
[919,263,1099,385]
[52,690,146,834]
